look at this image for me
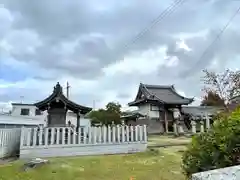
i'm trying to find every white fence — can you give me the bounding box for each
[0,128,21,158]
[20,125,147,158]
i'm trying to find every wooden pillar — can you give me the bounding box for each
[164,110,168,133]
[76,112,80,128]
[47,103,51,127]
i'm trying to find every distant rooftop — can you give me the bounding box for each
[129,83,194,106]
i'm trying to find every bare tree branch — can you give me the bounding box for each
[201,69,240,110]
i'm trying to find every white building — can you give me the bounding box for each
[0,103,46,128]
[0,103,91,128]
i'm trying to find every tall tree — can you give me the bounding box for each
[200,90,225,107]
[105,102,121,124]
[87,102,122,125]
[202,69,240,109]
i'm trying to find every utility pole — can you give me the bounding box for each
[93,100,96,110]
[20,96,24,103]
[66,81,70,99]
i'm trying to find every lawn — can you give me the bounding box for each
[148,135,191,147]
[0,146,186,180]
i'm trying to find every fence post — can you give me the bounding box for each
[39,126,43,145]
[108,126,111,143]
[88,127,92,144]
[135,125,139,142]
[44,128,49,146]
[200,120,204,133]
[143,125,147,142]
[0,129,3,148]
[78,127,82,144]
[103,125,107,144]
[83,127,87,144]
[98,127,102,143]
[26,128,32,147]
[121,123,125,143]
[67,127,71,145]
[126,126,129,142]
[56,127,60,145]
[116,125,120,143]
[72,127,76,145]
[112,125,116,143]
[130,126,134,142]
[62,128,65,145]
[20,127,25,148]
[139,125,143,142]
[93,127,97,144]
[50,128,55,145]
[32,128,37,146]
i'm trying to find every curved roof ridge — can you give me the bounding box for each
[34,82,92,113]
[169,85,194,100]
[143,84,173,89]
[142,83,194,100]
[141,83,165,103]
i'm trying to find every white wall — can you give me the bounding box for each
[7,104,91,128]
[0,115,46,126]
[20,143,147,159]
[138,103,160,118]
[66,112,91,127]
[12,104,40,117]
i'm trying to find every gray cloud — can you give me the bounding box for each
[1,0,240,107]
[1,0,221,79]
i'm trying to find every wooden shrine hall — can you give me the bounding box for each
[34,82,92,127]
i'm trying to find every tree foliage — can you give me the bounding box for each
[202,69,240,109]
[87,102,122,125]
[182,107,240,178]
[200,90,225,107]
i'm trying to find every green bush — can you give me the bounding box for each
[182,107,240,178]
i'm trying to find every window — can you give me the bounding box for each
[35,109,42,115]
[20,108,30,116]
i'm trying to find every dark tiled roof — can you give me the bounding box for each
[182,106,223,116]
[129,83,194,106]
[11,103,34,106]
[121,111,145,120]
[34,82,92,114]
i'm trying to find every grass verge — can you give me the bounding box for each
[0,146,186,180]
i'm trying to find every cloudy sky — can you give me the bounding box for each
[0,0,240,111]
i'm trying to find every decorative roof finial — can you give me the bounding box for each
[54,82,62,93]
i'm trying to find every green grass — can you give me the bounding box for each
[148,135,191,146]
[0,146,186,180]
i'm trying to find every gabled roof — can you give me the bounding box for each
[34,82,92,114]
[128,83,194,106]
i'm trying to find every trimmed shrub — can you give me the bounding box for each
[182,107,240,178]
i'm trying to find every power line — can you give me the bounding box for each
[119,0,188,54]
[183,6,240,77]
